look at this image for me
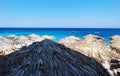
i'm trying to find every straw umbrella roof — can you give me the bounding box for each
[0,37,16,55]
[27,34,42,41]
[27,34,55,42]
[0,39,109,76]
[59,36,81,45]
[0,42,16,55]
[59,34,120,62]
[0,36,15,44]
[110,35,120,53]
[6,34,18,39]
[13,35,33,47]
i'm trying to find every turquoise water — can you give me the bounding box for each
[0,28,120,45]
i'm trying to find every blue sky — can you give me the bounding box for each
[0,0,120,28]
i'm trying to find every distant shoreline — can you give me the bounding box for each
[0,27,120,29]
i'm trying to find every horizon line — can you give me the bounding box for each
[0,27,120,29]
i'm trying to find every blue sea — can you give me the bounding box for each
[0,28,120,45]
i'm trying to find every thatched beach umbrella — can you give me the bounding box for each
[59,34,120,61]
[13,35,33,48]
[0,36,15,44]
[0,37,17,55]
[59,34,120,76]
[6,34,18,39]
[0,39,110,76]
[59,36,81,46]
[110,35,120,53]
[27,34,43,41]
[27,34,55,42]
[0,42,16,55]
